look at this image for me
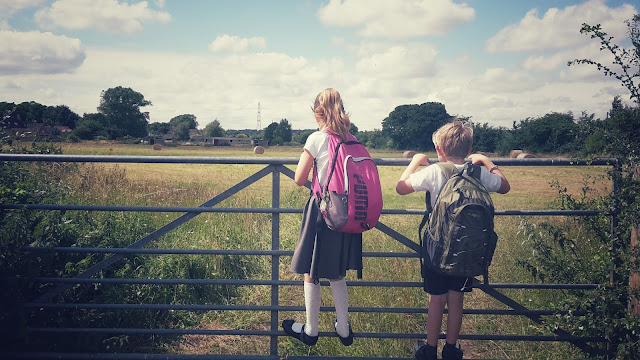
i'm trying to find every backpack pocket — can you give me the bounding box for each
[441,203,494,277]
[320,190,349,230]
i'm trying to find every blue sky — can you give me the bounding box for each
[1,0,638,131]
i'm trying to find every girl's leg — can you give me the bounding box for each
[302,273,321,336]
[329,277,349,337]
[426,293,447,347]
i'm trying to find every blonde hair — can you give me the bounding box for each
[432,119,473,159]
[312,88,351,141]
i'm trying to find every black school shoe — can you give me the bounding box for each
[413,340,437,360]
[281,319,318,346]
[442,341,464,360]
[334,318,354,346]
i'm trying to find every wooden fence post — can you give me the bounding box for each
[631,166,640,315]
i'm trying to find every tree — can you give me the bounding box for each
[358,129,389,149]
[203,119,225,137]
[294,130,314,145]
[169,114,198,130]
[173,122,191,141]
[513,112,578,154]
[471,122,506,153]
[349,122,359,136]
[263,122,278,144]
[263,119,292,145]
[568,15,640,104]
[97,86,152,139]
[43,105,81,128]
[72,113,107,140]
[382,102,450,151]
[274,119,292,144]
[148,122,171,135]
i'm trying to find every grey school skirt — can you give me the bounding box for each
[290,196,363,280]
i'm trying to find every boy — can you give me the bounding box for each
[396,121,510,360]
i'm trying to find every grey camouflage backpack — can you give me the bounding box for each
[418,162,498,287]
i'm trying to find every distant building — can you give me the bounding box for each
[0,109,28,129]
[191,136,253,146]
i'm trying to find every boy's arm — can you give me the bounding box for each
[468,154,510,194]
[396,153,429,195]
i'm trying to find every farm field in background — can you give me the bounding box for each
[11,142,613,359]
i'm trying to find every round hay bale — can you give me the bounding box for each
[253,146,265,154]
[509,149,523,158]
[474,151,487,156]
[403,151,416,158]
[517,153,535,159]
[153,144,162,151]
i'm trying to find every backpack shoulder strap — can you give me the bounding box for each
[463,162,482,181]
[436,162,460,180]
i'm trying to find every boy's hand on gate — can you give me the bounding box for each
[412,153,430,166]
[468,153,489,166]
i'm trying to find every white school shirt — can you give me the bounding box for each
[409,163,502,209]
[303,130,330,186]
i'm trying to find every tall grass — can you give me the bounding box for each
[6,144,612,358]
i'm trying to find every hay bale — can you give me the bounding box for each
[403,151,416,158]
[474,151,487,156]
[253,146,265,154]
[153,144,162,151]
[509,149,523,158]
[517,153,535,159]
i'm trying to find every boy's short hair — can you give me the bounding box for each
[432,120,473,159]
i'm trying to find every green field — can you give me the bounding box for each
[21,142,613,359]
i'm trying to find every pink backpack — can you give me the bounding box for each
[312,131,383,233]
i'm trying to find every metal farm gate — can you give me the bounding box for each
[0,154,619,359]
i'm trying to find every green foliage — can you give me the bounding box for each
[169,114,198,130]
[203,119,225,137]
[604,98,640,162]
[263,119,292,145]
[357,129,389,149]
[0,144,264,352]
[471,122,507,153]
[173,121,191,141]
[73,115,107,140]
[349,122,359,136]
[294,130,313,145]
[568,15,640,105]
[98,86,152,140]
[514,112,578,154]
[382,102,450,151]
[148,122,171,135]
[516,168,640,359]
[0,101,81,129]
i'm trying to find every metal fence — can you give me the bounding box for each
[0,154,619,359]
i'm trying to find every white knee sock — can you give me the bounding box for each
[330,278,350,337]
[303,281,321,336]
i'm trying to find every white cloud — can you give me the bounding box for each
[35,0,171,34]
[317,0,475,39]
[486,0,636,54]
[0,0,45,30]
[355,43,439,79]
[208,35,267,53]
[0,30,85,75]
[0,0,45,14]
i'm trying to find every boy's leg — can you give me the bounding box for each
[426,293,447,347]
[445,290,464,345]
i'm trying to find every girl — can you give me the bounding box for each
[281,88,362,347]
